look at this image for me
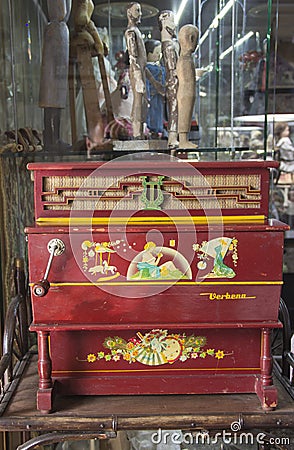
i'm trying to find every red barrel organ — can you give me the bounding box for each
[26,160,287,413]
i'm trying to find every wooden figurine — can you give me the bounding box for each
[73,0,104,55]
[39,0,72,148]
[71,0,114,147]
[158,10,179,148]
[177,24,199,149]
[74,0,115,116]
[125,2,147,139]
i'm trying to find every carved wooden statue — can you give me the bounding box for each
[71,0,114,146]
[158,10,179,148]
[125,2,147,139]
[39,0,72,148]
[177,24,199,149]
[73,0,104,55]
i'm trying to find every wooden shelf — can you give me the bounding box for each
[1,352,294,433]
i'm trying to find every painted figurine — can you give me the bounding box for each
[133,242,181,280]
[274,122,294,173]
[39,0,72,148]
[177,24,199,149]
[145,40,166,138]
[125,2,147,139]
[158,10,179,148]
[194,237,238,279]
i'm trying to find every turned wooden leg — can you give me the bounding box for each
[255,328,278,410]
[37,331,54,413]
[260,328,273,387]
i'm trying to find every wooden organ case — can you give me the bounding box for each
[26,160,288,413]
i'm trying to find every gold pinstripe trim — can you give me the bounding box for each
[36,215,266,226]
[30,281,283,287]
[52,367,260,374]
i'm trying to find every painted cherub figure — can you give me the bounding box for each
[177,24,199,149]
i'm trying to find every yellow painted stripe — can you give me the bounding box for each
[52,367,260,374]
[30,281,283,287]
[36,215,266,226]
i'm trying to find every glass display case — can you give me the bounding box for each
[1,1,293,150]
[196,0,271,152]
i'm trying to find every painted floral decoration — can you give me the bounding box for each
[85,329,230,366]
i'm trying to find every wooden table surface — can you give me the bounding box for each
[1,352,294,433]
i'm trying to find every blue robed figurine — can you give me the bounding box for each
[145,39,166,138]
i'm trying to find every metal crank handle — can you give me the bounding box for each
[32,238,65,297]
